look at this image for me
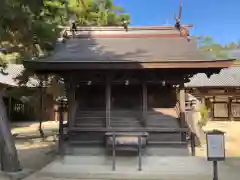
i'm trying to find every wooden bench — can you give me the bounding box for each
[105,132,148,171]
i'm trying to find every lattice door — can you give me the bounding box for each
[231,103,240,118]
[214,103,228,118]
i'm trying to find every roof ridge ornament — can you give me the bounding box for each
[174,3,191,41]
[121,18,130,32]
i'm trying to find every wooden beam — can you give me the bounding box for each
[24,60,234,71]
[68,127,189,133]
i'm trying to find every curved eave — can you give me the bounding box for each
[23,59,235,72]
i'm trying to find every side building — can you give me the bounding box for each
[186,66,240,121]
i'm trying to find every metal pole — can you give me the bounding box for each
[213,161,218,180]
[138,136,142,171]
[190,132,196,156]
[112,133,116,171]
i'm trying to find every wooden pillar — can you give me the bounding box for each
[8,97,11,118]
[211,96,215,120]
[39,78,44,138]
[142,81,147,126]
[67,76,76,128]
[179,83,185,126]
[201,97,206,106]
[179,83,186,141]
[58,100,64,155]
[228,97,233,121]
[106,76,111,127]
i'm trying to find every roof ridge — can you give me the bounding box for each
[59,25,194,31]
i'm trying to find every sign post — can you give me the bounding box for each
[206,130,225,180]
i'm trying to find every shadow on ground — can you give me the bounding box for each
[16,137,57,171]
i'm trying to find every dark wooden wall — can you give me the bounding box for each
[75,84,177,111]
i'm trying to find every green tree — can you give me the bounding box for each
[197,36,240,59]
[68,0,130,26]
[0,0,130,172]
[197,36,229,59]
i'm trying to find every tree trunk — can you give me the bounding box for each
[0,89,21,172]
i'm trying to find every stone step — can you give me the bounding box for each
[149,133,181,142]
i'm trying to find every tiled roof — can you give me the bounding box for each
[33,26,215,63]
[0,64,38,87]
[2,65,240,88]
[228,49,240,59]
[40,38,209,62]
[185,67,240,87]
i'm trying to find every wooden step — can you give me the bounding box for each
[75,124,105,127]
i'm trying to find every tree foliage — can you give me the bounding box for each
[68,0,130,26]
[0,0,131,109]
[0,0,65,60]
[0,0,130,62]
[0,0,130,172]
[197,36,240,59]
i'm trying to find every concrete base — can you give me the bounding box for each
[33,155,213,180]
[65,146,190,156]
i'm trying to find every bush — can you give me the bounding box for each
[198,105,210,127]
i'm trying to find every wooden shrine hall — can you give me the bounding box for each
[24,26,234,168]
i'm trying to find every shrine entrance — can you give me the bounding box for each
[111,84,142,111]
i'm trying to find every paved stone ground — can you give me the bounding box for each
[202,121,240,156]
[0,121,58,180]
[23,155,240,180]
[1,121,240,180]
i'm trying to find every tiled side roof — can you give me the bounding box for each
[185,67,240,87]
[0,64,38,87]
[228,49,240,59]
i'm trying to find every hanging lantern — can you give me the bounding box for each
[162,80,166,86]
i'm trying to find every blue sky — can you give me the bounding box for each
[114,0,240,45]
